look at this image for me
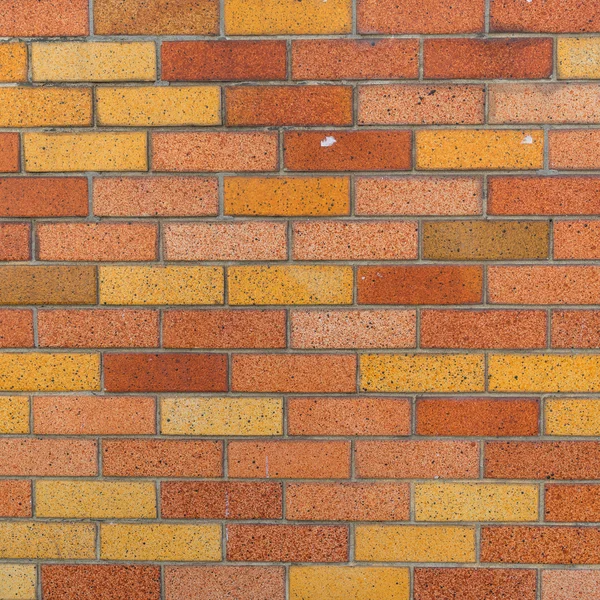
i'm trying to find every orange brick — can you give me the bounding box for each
[552,311,600,349]
[550,130,600,169]
[0,43,27,82]
[0,480,31,517]
[0,223,29,261]
[0,0,88,36]
[545,485,600,522]
[0,134,19,173]
[554,221,600,259]
[0,310,34,348]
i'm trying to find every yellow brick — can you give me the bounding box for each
[489,354,600,393]
[0,565,36,600]
[546,398,600,435]
[24,133,147,173]
[97,86,221,126]
[229,266,353,305]
[0,88,91,127]
[415,483,539,522]
[416,130,544,170]
[0,354,99,392]
[0,397,29,434]
[355,525,475,563]
[225,0,352,34]
[31,42,156,82]
[100,524,221,561]
[36,481,157,519]
[161,397,283,435]
[0,43,27,83]
[100,266,224,305]
[558,38,600,79]
[290,566,409,600]
[360,354,485,393]
[0,522,95,559]
[224,177,350,216]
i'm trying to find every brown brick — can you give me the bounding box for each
[0,480,31,517]
[0,223,29,261]
[552,311,600,349]
[0,134,19,173]
[0,310,34,348]
[542,570,600,600]
[0,0,88,36]
[545,485,600,522]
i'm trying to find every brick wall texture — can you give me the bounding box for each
[1,0,600,598]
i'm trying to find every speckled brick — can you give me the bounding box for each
[0,565,36,600]
[549,130,600,169]
[552,311,600,348]
[0,134,19,173]
[0,310,34,348]
[542,570,600,600]
[558,38,600,79]
[0,43,27,82]
[0,224,30,262]
[545,485,600,522]
[0,480,31,517]
[0,397,29,434]
[0,0,88,36]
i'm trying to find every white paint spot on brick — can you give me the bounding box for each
[321,136,336,147]
[521,135,533,144]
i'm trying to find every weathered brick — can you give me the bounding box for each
[0,480,31,517]
[0,396,29,433]
[0,0,88,36]
[545,485,600,522]
[0,223,30,261]
[546,398,600,435]
[0,134,19,173]
[0,565,36,600]
[0,43,27,82]
[558,38,600,79]
[542,570,600,600]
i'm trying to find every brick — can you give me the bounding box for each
[232,354,356,393]
[164,222,287,261]
[542,570,600,600]
[286,482,409,521]
[226,525,348,562]
[104,353,227,393]
[360,354,485,393]
[225,0,351,34]
[417,397,539,437]
[284,131,412,172]
[224,177,349,217]
[355,176,483,216]
[355,525,475,562]
[0,396,29,433]
[549,130,600,169]
[0,134,19,173]
[102,439,222,478]
[287,397,411,436]
[0,224,30,261]
[34,395,156,435]
[546,398,600,435]
[95,0,218,34]
[355,440,479,479]
[42,566,160,600]
[97,87,220,126]
[424,39,553,79]
[420,309,547,349]
[0,0,88,36]
[555,221,600,260]
[228,440,350,479]
[99,266,224,305]
[558,38,600,79]
[0,565,36,600]
[153,132,278,172]
[359,84,484,126]
[162,41,287,81]
[357,266,483,305]
[94,177,218,217]
[163,310,286,349]
[226,86,352,126]
[417,130,544,170]
[291,309,416,349]
[161,397,282,436]
[36,480,156,519]
[0,311,33,348]
[415,482,539,522]
[161,481,282,519]
[24,133,147,173]
[357,0,484,33]
[292,39,418,80]
[545,485,600,522]
[0,480,31,517]
[0,43,27,82]
[290,566,409,600]
[293,221,418,261]
[101,524,221,562]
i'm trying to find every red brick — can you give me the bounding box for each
[0,223,29,261]
[162,41,287,81]
[228,441,350,479]
[545,485,600,522]
[424,38,553,79]
[554,221,600,260]
[552,311,600,349]
[355,440,479,479]
[231,354,356,393]
[0,310,34,348]
[542,570,600,600]
[416,398,539,437]
[227,525,348,563]
[0,133,19,172]
[104,353,228,392]
[292,39,418,80]
[358,266,483,305]
[284,131,411,172]
[102,440,222,478]
[161,482,282,519]
[0,480,31,517]
[0,0,88,36]
[550,130,600,169]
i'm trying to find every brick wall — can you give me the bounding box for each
[0,0,599,598]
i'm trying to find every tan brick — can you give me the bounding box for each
[0,565,36,600]
[558,38,600,78]
[546,398,600,436]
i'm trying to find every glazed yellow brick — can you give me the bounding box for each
[31,42,156,82]
[415,483,539,522]
[355,525,475,563]
[24,133,147,173]
[100,266,224,305]
[416,130,544,170]
[229,266,353,305]
[97,87,221,126]
[489,354,600,392]
[0,565,36,600]
[546,398,600,435]
[161,397,283,436]
[0,522,95,559]
[0,88,91,127]
[360,354,485,393]
[100,524,221,561]
[225,0,352,35]
[0,397,29,434]
[290,566,409,600]
[0,354,99,392]
[558,38,600,79]
[36,481,157,519]
[0,43,27,82]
